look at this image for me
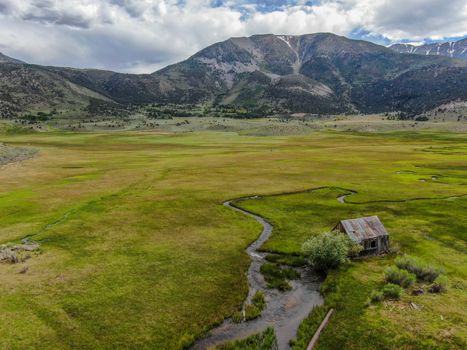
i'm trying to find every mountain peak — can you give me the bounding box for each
[147,32,467,114]
[389,37,467,60]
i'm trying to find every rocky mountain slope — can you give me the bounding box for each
[149,33,467,114]
[1,33,467,117]
[0,63,111,118]
[390,38,467,60]
[0,52,24,64]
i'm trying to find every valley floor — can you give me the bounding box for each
[0,128,465,349]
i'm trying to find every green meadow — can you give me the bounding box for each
[0,129,466,349]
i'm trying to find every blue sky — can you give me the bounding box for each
[212,1,306,12]
[0,0,466,73]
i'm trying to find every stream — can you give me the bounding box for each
[192,197,323,350]
[192,188,466,349]
[337,190,356,203]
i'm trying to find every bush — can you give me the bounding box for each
[348,242,363,257]
[415,116,429,122]
[382,283,403,300]
[384,266,416,288]
[302,231,359,273]
[429,275,448,293]
[395,255,443,282]
[420,266,443,283]
[369,290,384,303]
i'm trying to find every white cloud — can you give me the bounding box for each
[0,0,466,73]
[353,0,467,41]
[244,3,357,36]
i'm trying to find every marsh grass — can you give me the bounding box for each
[245,291,266,321]
[238,159,467,349]
[260,263,300,291]
[213,327,277,350]
[232,291,266,323]
[252,291,266,310]
[290,306,328,350]
[244,304,262,321]
[231,311,244,323]
[265,254,307,267]
[0,130,466,349]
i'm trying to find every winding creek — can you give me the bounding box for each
[192,188,467,349]
[192,194,335,350]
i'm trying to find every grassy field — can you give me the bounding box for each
[239,187,466,349]
[0,128,466,349]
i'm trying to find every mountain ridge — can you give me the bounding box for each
[1,33,467,118]
[389,38,467,60]
[0,52,25,64]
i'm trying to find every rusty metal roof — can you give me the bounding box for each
[338,216,388,243]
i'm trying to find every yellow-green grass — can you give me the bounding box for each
[0,130,466,349]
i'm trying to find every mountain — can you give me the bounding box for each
[389,38,467,60]
[147,33,467,114]
[0,52,25,64]
[0,63,111,118]
[1,33,467,118]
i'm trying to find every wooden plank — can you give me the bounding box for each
[306,308,334,350]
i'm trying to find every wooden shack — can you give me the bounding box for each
[333,216,389,255]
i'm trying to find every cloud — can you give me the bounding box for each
[353,0,467,41]
[0,0,466,73]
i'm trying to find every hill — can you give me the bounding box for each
[0,63,111,118]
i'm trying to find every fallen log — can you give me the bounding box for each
[306,308,334,350]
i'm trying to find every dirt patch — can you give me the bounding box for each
[0,240,40,264]
[0,143,37,167]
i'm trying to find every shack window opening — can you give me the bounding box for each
[370,240,377,248]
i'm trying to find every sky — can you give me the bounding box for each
[0,0,466,73]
